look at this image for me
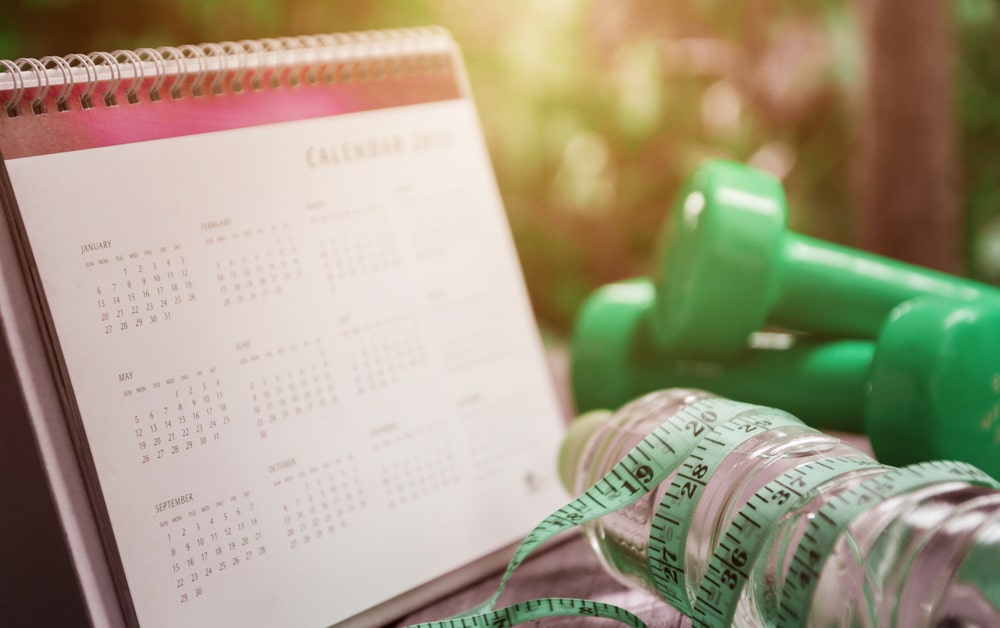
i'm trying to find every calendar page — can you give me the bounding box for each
[3,96,567,626]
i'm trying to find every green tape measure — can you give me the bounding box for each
[648,405,802,615]
[432,396,755,625]
[405,396,1000,628]
[405,598,645,627]
[692,456,881,627]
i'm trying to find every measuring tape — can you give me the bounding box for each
[406,395,754,627]
[405,395,1000,628]
[405,597,645,627]
[647,406,803,615]
[692,455,882,627]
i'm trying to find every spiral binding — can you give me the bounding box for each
[0,27,455,118]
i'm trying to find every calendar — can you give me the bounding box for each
[0,30,567,628]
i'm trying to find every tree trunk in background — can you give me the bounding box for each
[858,0,961,273]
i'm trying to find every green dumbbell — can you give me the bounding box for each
[571,278,1000,479]
[572,279,871,427]
[653,159,1000,359]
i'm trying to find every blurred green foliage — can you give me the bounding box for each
[958,0,1000,282]
[1,1,997,338]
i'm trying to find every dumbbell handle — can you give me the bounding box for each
[774,234,992,337]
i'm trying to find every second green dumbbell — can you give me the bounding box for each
[571,278,871,427]
[653,159,1000,358]
[572,279,1000,479]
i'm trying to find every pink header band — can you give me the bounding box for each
[0,70,462,160]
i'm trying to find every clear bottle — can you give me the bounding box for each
[558,388,1000,627]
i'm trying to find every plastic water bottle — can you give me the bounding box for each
[558,388,1000,627]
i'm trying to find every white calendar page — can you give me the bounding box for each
[4,98,567,627]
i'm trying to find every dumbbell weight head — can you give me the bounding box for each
[651,160,786,358]
[866,296,1000,478]
[653,159,997,359]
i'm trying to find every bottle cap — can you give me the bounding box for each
[558,410,612,494]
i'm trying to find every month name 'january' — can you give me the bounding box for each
[80,240,112,255]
